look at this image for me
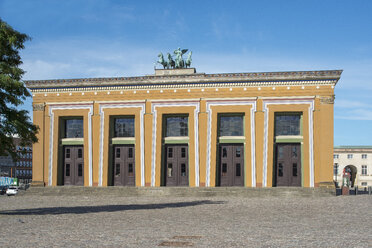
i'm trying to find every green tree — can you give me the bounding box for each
[0,18,38,160]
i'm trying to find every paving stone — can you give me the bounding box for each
[0,193,370,247]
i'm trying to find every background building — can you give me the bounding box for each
[0,138,32,183]
[333,146,372,188]
[25,68,341,188]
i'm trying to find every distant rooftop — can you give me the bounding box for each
[334,146,372,150]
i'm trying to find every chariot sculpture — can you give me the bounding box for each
[157,48,192,69]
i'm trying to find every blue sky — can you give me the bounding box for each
[1,0,371,145]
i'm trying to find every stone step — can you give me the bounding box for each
[18,186,336,197]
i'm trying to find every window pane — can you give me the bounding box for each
[65,119,84,138]
[128,148,133,158]
[66,149,70,158]
[219,116,243,136]
[275,114,301,136]
[78,164,83,177]
[128,163,133,176]
[66,164,70,177]
[278,163,283,177]
[181,148,186,158]
[222,163,227,175]
[293,163,297,177]
[165,116,188,137]
[236,163,241,177]
[116,148,120,158]
[292,146,298,158]
[168,163,173,177]
[181,163,186,176]
[236,147,241,158]
[115,163,120,176]
[333,164,338,175]
[222,148,227,158]
[78,148,83,158]
[168,147,173,158]
[114,118,135,137]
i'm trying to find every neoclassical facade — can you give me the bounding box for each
[26,68,342,187]
[333,146,372,187]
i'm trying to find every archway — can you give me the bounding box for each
[344,165,357,187]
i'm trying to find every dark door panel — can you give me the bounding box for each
[275,144,301,186]
[63,146,84,186]
[113,145,135,186]
[219,144,244,187]
[165,145,189,186]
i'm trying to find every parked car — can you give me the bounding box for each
[6,186,18,196]
[0,186,7,195]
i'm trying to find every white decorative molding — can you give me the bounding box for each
[205,100,257,187]
[29,80,337,94]
[48,104,93,186]
[98,102,145,187]
[151,100,200,187]
[262,98,315,187]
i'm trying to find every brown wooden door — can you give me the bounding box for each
[63,146,84,186]
[165,145,188,186]
[219,144,244,186]
[113,145,135,186]
[275,143,301,186]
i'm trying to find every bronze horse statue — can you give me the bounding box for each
[185,51,192,68]
[167,53,175,69]
[157,53,167,69]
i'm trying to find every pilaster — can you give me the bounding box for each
[144,100,153,186]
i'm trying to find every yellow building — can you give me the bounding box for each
[25,68,342,188]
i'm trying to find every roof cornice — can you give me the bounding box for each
[24,69,343,90]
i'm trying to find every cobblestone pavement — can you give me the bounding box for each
[0,194,371,247]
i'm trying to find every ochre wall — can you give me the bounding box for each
[31,84,335,187]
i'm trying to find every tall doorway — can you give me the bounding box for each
[164,145,189,186]
[113,145,135,186]
[219,144,244,186]
[63,146,84,186]
[274,143,301,186]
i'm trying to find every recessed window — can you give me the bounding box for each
[333,163,339,175]
[219,115,244,136]
[65,119,84,138]
[165,116,188,137]
[114,117,135,137]
[333,154,339,159]
[347,154,353,159]
[275,114,301,136]
[362,154,367,159]
[362,165,367,175]
[361,182,367,186]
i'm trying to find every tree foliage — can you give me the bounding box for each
[0,18,38,159]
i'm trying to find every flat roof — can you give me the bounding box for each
[24,69,342,90]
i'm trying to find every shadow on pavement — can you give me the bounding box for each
[0,200,225,216]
